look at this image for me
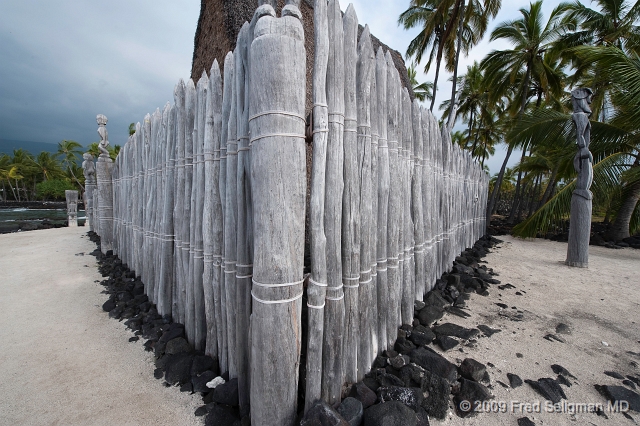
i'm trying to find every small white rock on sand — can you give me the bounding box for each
[433,235,640,426]
[0,226,203,426]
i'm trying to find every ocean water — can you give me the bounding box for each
[0,207,86,232]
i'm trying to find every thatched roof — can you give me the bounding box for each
[191,0,414,113]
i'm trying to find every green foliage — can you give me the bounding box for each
[35,179,76,200]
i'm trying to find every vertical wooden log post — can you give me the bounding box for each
[306,0,329,412]
[225,48,239,378]
[412,101,425,300]
[173,82,186,324]
[401,89,414,325]
[183,80,196,344]
[158,103,176,317]
[356,25,374,381]
[386,51,400,346]
[341,3,360,385]
[369,55,379,360]
[249,1,306,424]
[218,52,234,374]
[322,0,345,405]
[375,47,389,354]
[193,72,208,351]
[203,60,223,362]
[235,22,253,416]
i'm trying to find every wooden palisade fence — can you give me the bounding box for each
[94,1,489,425]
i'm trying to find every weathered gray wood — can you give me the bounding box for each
[249,2,306,424]
[234,22,252,416]
[173,83,186,323]
[356,24,374,381]
[305,0,329,412]
[82,153,96,232]
[566,88,593,268]
[96,114,115,254]
[66,190,78,226]
[369,51,379,360]
[218,51,234,374]
[203,60,223,362]
[375,46,389,354]
[225,47,239,378]
[158,103,176,317]
[412,101,425,300]
[322,0,345,405]
[183,80,196,345]
[401,88,414,325]
[192,72,207,351]
[385,51,400,346]
[341,3,359,386]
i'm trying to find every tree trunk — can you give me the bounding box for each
[447,0,466,122]
[486,143,513,218]
[538,164,558,209]
[507,149,527,224]
[606,177,640,241]
[429,47,443,112]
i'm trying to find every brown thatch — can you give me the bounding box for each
[191,0,415,114]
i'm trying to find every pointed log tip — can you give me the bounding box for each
[187,78,196,89]
[345,3,357,19]
[376,46,385,58]
[210,60,222,80]
[225,51,234,62]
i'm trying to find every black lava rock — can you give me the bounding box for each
[409,329,435,346]
[363,401,417,426]
[410,347,458,383]
[525,378,567,403]
[349,381,378,409]
[420,369,450,420]
[454,378,492,417]
[204,404,240,426]
[378,386,424,412]
[459,358,486,383]
[604,371,625,380]
[595,385,640,412]
[164,353,194,385]
[435,335,459,351]
[301,400,349,426]
[102,298,116,312]
[192,370,217,393]
[433,323,479,340]
[417,305,444,326]
[507,373,523,388]
[550,364,576,379]
[191,355,216,376]
[337,397,363,426]
[517,417,536,426]
[213,378,239,406]
[165,337,191,355]
[477,325,501,337]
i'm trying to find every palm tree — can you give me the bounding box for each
[399,0,501,112]
[55,140,84,189]
[128,123,136,136]
[32,151,64,181]
[481,0,573,218]
[511,46,640,240]
[408,62,434,102]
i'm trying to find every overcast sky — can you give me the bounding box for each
[0,0,562,174]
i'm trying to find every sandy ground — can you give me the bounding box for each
[0,226,203,426]
[1,227,639,426]
[431,235,640,426]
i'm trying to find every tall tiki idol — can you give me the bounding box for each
[566,88,593,267]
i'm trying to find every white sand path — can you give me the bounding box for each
[433,235,640,426]
[0,226,203,426]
